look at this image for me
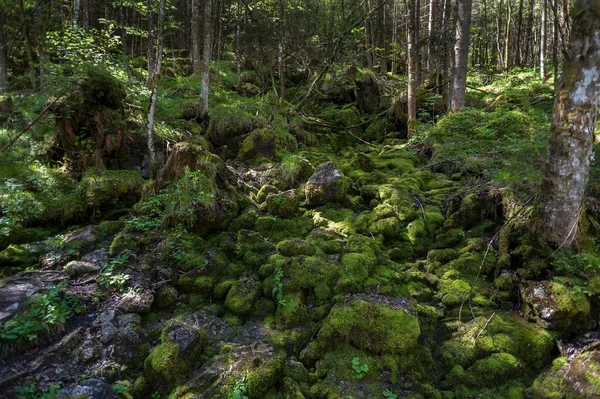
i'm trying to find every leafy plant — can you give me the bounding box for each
[382,389,398,399]
[272,264,287,306]
[227,375,248,399]
[98,253,131,292]
[352,357,369,379]
[1,283,84,347]
[14,383,61,399]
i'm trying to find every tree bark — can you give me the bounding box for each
[524,0,535,65]
[407,0,418,138]
[147,0,156,87]
[532,0,600,249]
[191,0,201,74]
[427,0,435,72]
[515,0,524,65]
[0,10,6,94]
[450,0,472,111]
[146,0,166,176]
[540,0,547,81]
[200,0,213,118]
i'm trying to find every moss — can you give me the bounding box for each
[278,153,314,186]
[207,104,257,147]
[177,276,214,296]
[225,278,262,315]
[435,229,466,248]
[370,217,401,238]
[214,280,234,299]
[276,238,314,257]
[427,248,459,263]
[153,286,178,310]
[440,313,555,375]
[314,298,420,355]
[282,377,306,399]
[337,253,373,293]
[265,190,300,218]
[238,126,297,162]
[236,230,276,268]
[456,353,523,388]
[407,219,427,243]
[245,350,286,399]
[0,244,36,267]
[109,233,141,256]
[256,185,279,203]
[144,321,208,394]
[437,274,472,307]
[255,216,314,243]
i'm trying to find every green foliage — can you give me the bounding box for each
[352,357,369,379]
[227,375,249,399]
[98,253,132,292]
[272,264,287,306]
[382,389,398,399]
[0,283,84,348]
[14,383,61,399]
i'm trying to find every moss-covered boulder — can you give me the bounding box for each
[309,295,420,356]
[521,280,591,332]
[144,319,208,394]
[527,348,600,399]
[225,278,262,315]
[238,126,297,161]
[265,190,300,218]
[236,230,276,268]
[440,313,555,378]
[305,162,349,206]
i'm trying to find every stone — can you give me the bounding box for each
[65,261,101,276]
[521,280,590,332]
[305,162,348,206]
[58,378,118,399]
[0,282,40,321]
[265,189,300,218]
[116,290,154,314]
[100,321,118,343]
[117,313,142,327]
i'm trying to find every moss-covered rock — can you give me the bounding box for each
[265,190,300,218]
[144,319,208,394]
[305,162,349,206]
[153,285,178,309]
[276,238,314,257]
[225,278,262,315]
[236,230,276,268]
[521,280,591,332]
[310,295,420,356]
[256,184,279,203]
[238,126,297,161]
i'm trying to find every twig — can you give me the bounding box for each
[413,196,426,221]
[472,312,496,344]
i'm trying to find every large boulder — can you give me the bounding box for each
[521,280,591,332]
[305,162,349,206]
[527,333,600,398]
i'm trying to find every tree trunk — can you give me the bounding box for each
[427,0,435,72]
[235,0,241,87]
[515,0,524,65]
[0,10,6,94]
[504,0,512,70]
[146,0,166,177]
[200,0,213,118]
[524,0,535,65]
[147,0,156,87]
[450,0,472,111]
[407,0,418,138]
[363,0,374,69]
[191,0,201,74]
[532,0,600,249]
[73,0,81,25]
[540,0,547,81]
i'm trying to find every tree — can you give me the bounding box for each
[532,0,600,249]
[540,0,547,81]
[407,0,418,137]
[0,9,6,93]
[199,0,213,118]
[449,0,473,111]
[191,0,201,75]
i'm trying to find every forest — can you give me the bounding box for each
[0,0,599,397]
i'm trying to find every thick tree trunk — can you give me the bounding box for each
[0,11,6,93]
[532,0,600,249]
[73,0,81,25]
[407,0,418,138]
[200,0,213,117]
[523,0,535,65]
[363,0,373,69]
[450,0,472,111]
[235,0,241,87]
[191,0,201,74]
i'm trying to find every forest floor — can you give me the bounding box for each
[1,65,600,399]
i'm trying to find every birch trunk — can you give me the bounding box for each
[191,0,201,74]
[407,0,418,138]
[532,0,600,249]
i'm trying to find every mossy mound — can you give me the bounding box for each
[439,313,555,380]
[264,190,300,218]
[144,319,208,394]
[308,295,420,357]
[225,278,262,315]
[238,126,297,162]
